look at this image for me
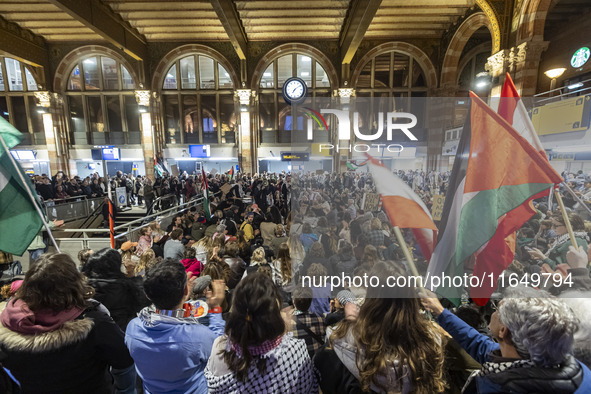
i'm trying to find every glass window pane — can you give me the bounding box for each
[12,97,28,133]
[182,95,199,143]
[83,57,100,90]
[163,95,180,144]
[6,58,23,91]
[374,53,390,88]
[411,60,426,88]
[259,93,276,143]
[28,96,43,133]
[87,96,104,132]
[68,96,85,133]
[199,56,215,89]
[297,55,312,87]
[0,97,8,121]
[220,95,235,144]
[69,64,81,91]
[201,95,217,144]
[102,57,119,90]
[392,53,410,88]
[121,65,135,90]
[277,55,292,88]
[25,68,37,91]
[124,95,140,131]
[0,65,4,91]
[218,63,233,88]
[315,62,329,88]
[260,64,274,88]
[164,64,177,90]
[106,96,122,131]
[180,56,196,89]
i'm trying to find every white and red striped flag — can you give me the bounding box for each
[367,155,438,261]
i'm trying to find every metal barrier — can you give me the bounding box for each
[43,196,105,222]
[54,194,206,244]
[148,194,179,215]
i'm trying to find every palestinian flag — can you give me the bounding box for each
[367,155,437,261]
[0,118,44,256]
[228,166,234,180]
[201,168,211,218]
[427,93,562,304]
[471,74,551,304]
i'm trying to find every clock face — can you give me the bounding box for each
[282,77,307,104]
[285,79,304,99]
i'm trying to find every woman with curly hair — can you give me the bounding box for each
[205,272,318,393]
[0,253,136,393]
[315,261,446,394]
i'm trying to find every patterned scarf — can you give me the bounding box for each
[229,335,283,358]
[462,359,535,392]
[547,231,589,255]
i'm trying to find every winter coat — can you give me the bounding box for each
[437,308,591,393]
[0,300,134,394]
[87,276,150,332]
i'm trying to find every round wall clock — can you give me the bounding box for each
[282,77,308,105]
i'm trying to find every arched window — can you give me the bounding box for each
[0,56,44,146]
[258,53,332,144]
[65,56,138,145]
[160,54,235,145]
[353,50,430,144]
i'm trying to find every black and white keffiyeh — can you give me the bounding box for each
[462,359,535,392]
[205,333,319,393]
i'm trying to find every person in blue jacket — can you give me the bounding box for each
[125,258,226,394]
[421,287,591,393]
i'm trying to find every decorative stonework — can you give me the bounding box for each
[486,49,510,75]
[134,90,151,106]
[235,89,255,105]
[336,88,355,98]
[474,0,501,53]
[34,91,52,108]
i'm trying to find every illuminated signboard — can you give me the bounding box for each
[571,47,590,68]
[280,152,310,161]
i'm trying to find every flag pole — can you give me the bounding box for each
[0,132,60,253]
[107,181,115,248]
[553,186,578,248]
[561,182,591,219]
[547,186,554,212]
[392,226,421,279]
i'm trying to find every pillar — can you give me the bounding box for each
[511,40,549,97]
[235,89,256,174]
[134,90,155,180]
[335,87,355,173]
[486,49,511,98]
[426,87,458,171]
[34,91,68,175]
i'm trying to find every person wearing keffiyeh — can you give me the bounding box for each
[205,273,319,393]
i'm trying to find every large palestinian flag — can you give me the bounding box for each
[427,92,562,303]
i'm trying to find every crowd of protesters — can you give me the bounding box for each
[1,165,591,393]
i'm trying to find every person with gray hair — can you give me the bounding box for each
[421,287,591,393]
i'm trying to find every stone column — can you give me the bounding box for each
[135,90,155,181]
[336,87,355,173]
[486,49,511,98]
[235,89,256,174]
[426,87,458,171]
[34,91,69,175]
[511,40,549,97]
